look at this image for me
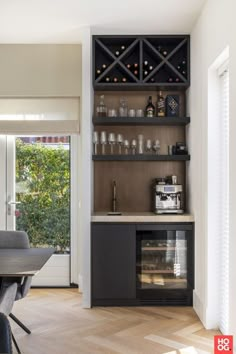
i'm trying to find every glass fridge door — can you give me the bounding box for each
[137,230,187,289]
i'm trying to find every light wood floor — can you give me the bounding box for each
[11,289,219,354]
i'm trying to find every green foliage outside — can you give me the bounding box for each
[16,139,70,253]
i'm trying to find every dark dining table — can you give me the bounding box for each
[0,248,55,277]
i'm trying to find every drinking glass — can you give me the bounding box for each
[153,139,160,155]
[124,139,130,154]
[117,134,124,154]
[128,109,136,117]
[131,139,137,155]
[100,131,107,155]
[108,109,118,117]
[108,133,116,154]
[146,139,152,154]
[136,109,144,117]
[93,131,99,155]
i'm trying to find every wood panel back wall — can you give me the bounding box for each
[94,125,185,155]
[93,90,187,213]
[94,91,186,116]
[94,161,186,212]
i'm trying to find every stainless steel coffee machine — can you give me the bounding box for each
[153,177,184,214]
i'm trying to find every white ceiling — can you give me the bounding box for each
[0,0,206,43]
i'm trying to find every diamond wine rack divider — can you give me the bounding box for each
[93,35,190,90]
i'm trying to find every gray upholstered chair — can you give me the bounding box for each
[0,231,32,335]
[0,282,19,353]
[0,313,13,354]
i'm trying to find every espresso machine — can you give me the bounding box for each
[153,177,184,214]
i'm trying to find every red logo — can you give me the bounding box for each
[214,335,233,353]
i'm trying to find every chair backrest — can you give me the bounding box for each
[0,231,30,249]
[0,283,17,316]
[0,313,13,354]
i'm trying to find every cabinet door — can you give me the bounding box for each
[92,224,136,300]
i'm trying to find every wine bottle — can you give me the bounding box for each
[102,64,107,70]
[134,70,138,75]
[115,50,120,56]
[182,59,186,65]
[175,77,180,82]
[133,63,139,68]
[149,65,153,71]
[145,96,155,118]
[150,78,155,83]
[143,60,149,68]
[126,63,131,69]
[157,91,165,117]
[144,70,148,76]
[162,50,168,56]
[105,77,110,82]
[177,65,181,70]
[113,77,119,83]
[122,77,127,82]
[182,70,186,75]
[96,69,101,75]
[121,45,126,51]
[168,77,173,83]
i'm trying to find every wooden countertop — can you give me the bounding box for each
[91,212,194,223]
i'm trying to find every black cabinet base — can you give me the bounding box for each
[92,290,193,307]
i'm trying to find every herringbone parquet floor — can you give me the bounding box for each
[10,289,219,354]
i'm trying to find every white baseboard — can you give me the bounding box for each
[193,290,207,327]
[193,290,219,330]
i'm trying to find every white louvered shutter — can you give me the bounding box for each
[218,62,229,334]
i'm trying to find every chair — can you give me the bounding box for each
[0,231,32,335]
[0,313,13,354]
[0,282,19,354]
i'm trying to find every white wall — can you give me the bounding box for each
[0,44,82,97]
[0,44,82,285]
[79,27,93,307]
[190,0,236,337]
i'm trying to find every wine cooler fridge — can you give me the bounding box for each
[136,224,194,305]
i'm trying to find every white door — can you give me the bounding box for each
[1,135,79,287]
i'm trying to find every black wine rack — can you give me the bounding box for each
[93,35,190,90]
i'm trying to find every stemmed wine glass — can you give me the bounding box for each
[117,134,124,154]
[153,139,160,155]
[137,134,144,154]
[146,139,152,154]
[108,133,116,154]
[100,131,107,155]
[131,139,137,155]
[93,131,99,155]
[124,139,130,154]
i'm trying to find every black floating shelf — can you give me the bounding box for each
[93,116,190,126]
[93,83,189,92]
[93,154,190,161]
